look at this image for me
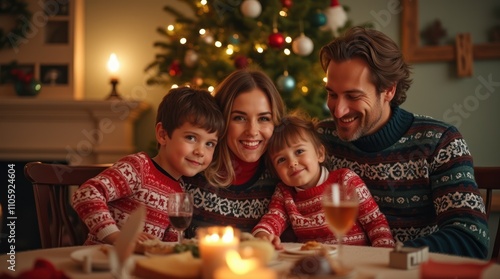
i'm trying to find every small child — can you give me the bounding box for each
[71,87,224,246]
[252,112,395,249]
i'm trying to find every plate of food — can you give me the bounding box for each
[70,245,113,270]
[283,241,337,256]
[141,239,200,258]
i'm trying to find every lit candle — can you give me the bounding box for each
[214,250,277,279]
[107,53,120,81]
[105,53,123,100]
[198,226,240,279]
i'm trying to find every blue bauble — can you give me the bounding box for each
[228,33,240,45]
[311,11,327,27]
[277,74,296,92]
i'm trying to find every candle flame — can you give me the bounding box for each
[107,53,120,74]
[225,250,259,275]
[203,226,236,243]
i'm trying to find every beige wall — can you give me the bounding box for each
[84,0,500,166]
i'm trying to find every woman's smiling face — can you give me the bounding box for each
[226,89,275,163]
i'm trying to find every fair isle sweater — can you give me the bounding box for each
[317,106,489,259]
[182,159,280,238]
[71,152,181,244]
[252,168,395,247]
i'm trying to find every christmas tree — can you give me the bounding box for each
[145,0,361,118]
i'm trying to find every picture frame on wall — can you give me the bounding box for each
[40,64,68,85]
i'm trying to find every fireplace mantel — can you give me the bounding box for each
[0,98,150,165]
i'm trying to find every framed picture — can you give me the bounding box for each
[40,64,68,85]
[45,21,69,44]
[44,0,69,16]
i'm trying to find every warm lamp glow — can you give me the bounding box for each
[107,53,120,75]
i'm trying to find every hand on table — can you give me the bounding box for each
[103,231,157,253]
[254,232,283,250]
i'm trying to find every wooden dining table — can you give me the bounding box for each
[0,243,498,279]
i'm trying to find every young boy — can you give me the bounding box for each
[71,87,224,246]
[252,112,395,249]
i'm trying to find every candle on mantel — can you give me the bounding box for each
[198,226,240,279]
[214,250,277,279]
[105,53,122,100]
[107,53,120,81]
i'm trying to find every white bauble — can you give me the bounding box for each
[240,0,262,18]
[324,5,348,35]
[292,34,314,56]
[184,49,198,68]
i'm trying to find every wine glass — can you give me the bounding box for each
[322,182,359,269]
[167,193,193,243]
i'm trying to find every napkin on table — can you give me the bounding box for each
[0,258,69,279]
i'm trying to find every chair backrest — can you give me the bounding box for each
[474,166,500,263]
[24,162,109,249]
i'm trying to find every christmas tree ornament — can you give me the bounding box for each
[292,34,314,56]
[268,32,285,49]
[234,55,249,69]
[192,76,203,86]
[276,71,295,92]
[169,60,182,76]
[240,0,262,18]
[281,0,293,9]
[311,10,327,27]
[184,49,199,67]
[324,0,347,36]
[228,33,240,45]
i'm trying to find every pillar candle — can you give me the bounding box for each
[198,226,240,279]
[214,266,277,279]
[214,249,277,279]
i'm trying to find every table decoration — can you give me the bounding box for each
[197,226,240,279]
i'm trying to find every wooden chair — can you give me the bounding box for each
[24,162,109,248]
[474,166,500,263]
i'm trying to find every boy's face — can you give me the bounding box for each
[155,121,218,180]
[270,138,325,190]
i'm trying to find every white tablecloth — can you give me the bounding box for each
[0,243,498,278]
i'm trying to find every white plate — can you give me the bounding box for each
[283,245,337,256]
[70,245,146,270]
[70,245,112,270]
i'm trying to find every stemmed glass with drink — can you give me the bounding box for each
[322,182,359,269]
[167,193,193,243]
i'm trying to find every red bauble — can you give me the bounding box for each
[268,32,285,49]
[169,60,182,76]
[281,0,293,8]
[234,55,249,69]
